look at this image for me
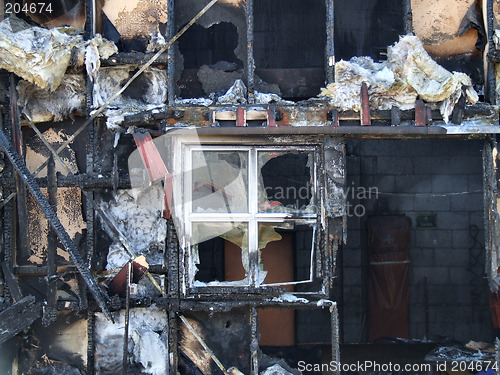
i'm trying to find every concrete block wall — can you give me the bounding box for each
[342,139,492,344]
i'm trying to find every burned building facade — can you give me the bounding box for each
[1,0,500,374]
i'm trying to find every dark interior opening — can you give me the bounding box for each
[253,0,326,100]
[178,22,241,70]
[261,153,312,211]
[334,0,405,61]
[178,22,242,98]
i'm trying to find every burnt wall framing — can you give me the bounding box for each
[4,0,500,373]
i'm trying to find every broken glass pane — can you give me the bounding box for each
[258,223,314,286]
[258,151,315,214]
[191,222,249,285]
[191,151,248,213]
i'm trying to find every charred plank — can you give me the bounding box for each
[0,296,41,345]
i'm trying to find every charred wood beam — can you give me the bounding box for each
[10,74,30,261]
[118,104,497,128]
[102,52,169,67]
[0,261,22,302]
[122,262,131,375]
[331,304,340,375]
[168,311,179,375]
[166,219,180,299]
[487,0,496,104]
[0,174,131,189]
[246,0,255,103]
[43,156,57,326]
[451,91,467,125]
[0,127,113,321]
[87,311,96,375]
[156,299,336,311]
[403,0,413,34]
[166,0,175,104]
[250,307,259,375]
[486,0,496,104]
[326,0,335,83]
[191,125,449,136]
[13,264,165,275]
[0,296,41,345]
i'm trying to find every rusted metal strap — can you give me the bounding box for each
[415,100,431,126]
[360,82,371,126]
[237,107,246,127]
[0,127,113,322]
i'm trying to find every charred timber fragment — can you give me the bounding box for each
[0,261,22,302]
[451,91,467,125]
[0,127,113,321]
[391,106,401,126]
[101,52,169,66]
[0,296,41,345]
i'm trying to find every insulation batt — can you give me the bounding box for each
[92,65,167,129]
[104,187,167,270]
[319,35,478,123]
[0,17,117,92]
[95,306,168,375]
[17,75,86,122]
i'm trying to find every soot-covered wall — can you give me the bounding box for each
[342,139,491,343]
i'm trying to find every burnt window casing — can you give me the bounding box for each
[178,144,322,294]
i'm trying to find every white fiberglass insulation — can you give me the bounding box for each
[17,74,86,123]
[95,306,168,375]
[319,35,478,123]
[0,17,116,92]
[103,186,167,270]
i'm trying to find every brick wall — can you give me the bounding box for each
[342,139,492,343]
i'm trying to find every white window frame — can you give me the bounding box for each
[173,136,323,294]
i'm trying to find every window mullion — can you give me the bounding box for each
[248,148,258,287]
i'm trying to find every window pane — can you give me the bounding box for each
[258,151,315,214]
[258,222,314,285]
[191,151,248,213]
[191,222,249,286]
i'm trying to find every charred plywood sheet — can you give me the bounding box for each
[103,0,168,40]
[411,0,474,45]
[23,128,85,265]
[21,311,88,372]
